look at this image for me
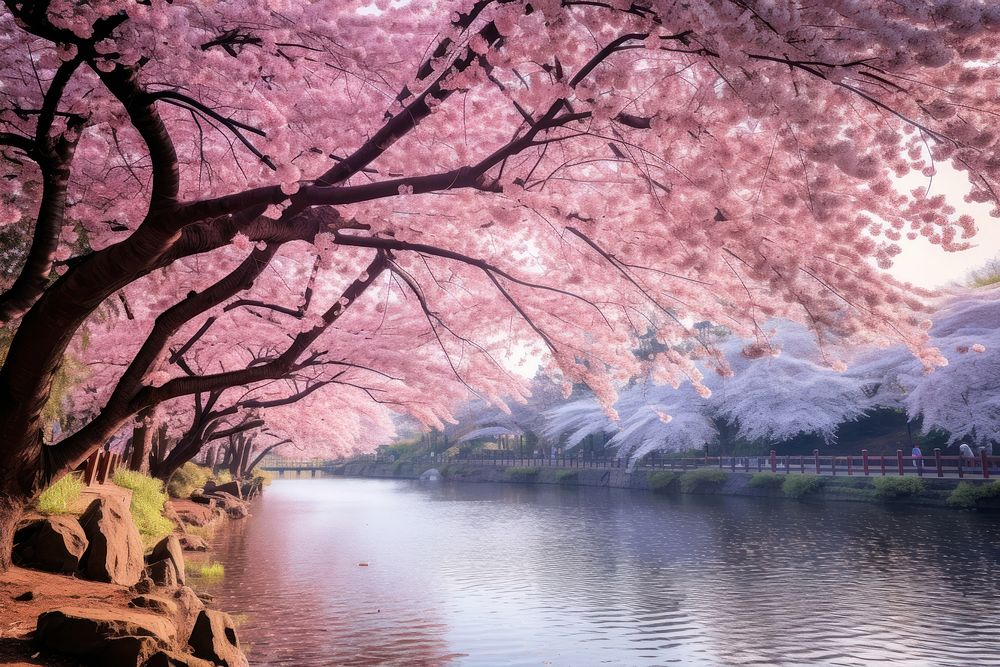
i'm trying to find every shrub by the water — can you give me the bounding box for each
[112,470,174,541]
[555,469,578,484]
[212,469,234,484]
[647,471,680,494]
[505,467,540,482]
[782,475,823,499]
[256,469,276,486]
[167,463,212,499]
[679,469,727,493]
[36,473,84,515]
[187,561,225,581]
[748,472,784,490]
[947,481,1000,509]
[872,476,925,499]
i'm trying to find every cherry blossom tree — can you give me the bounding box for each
[544,320,872,464]
[2,0,999,569]
[711,321,871,444]
[444,373,565,450]
[854,286,1000,450]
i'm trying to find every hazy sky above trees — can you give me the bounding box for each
[890,164,999,288]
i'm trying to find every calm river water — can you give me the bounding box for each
[196,478,1000,666]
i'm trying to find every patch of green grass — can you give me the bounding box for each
[36,473,84,515]
[872,476,925,499]
[167,463,212,499]
[212,469,234,484]
[112,470,174,542]
[946,480,1000,509]
[505,467,540,483]
[555,469,578,484]
[679,469,728,493]
[187,561,225,581]
[782,475,823,499]
[748,472,785,490]
[647,471,680,494]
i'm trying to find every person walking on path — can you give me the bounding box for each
[959,442,976,469]
[911,444,923,472]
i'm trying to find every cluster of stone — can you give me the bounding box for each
[13,496,248,666]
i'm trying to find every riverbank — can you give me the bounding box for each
[0,476,256,666]
[329,461,1000,511]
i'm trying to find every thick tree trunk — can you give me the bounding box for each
[128,406,155,473]
[0,491,27,572]
[152,431,206,483]
[228,435,246,479]
[0,442,45,572]
[238,439,253,478]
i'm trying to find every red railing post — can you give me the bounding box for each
[862,450,869,476]
[847,455,854,476]
[896,449,905,476]
[934,448,943,477]
[96,451,112,484]
[84,450,101,486]
[813,449,820,474]
[770,450,777,473]
[981,450,990,479]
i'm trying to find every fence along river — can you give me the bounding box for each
[264,447,998,479]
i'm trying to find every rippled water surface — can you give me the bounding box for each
[196,478,1000,666]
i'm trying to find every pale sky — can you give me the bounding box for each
[887,164,999,289]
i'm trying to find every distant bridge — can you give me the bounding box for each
[261,449,996,480]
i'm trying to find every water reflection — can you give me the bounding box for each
[195,479,1000,666]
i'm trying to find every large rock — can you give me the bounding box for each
[169,501,218,527]
[187,610,248,667]
[132,573,156,595]
[204,492,249,519]
[204,480,242,499]
[146,650,215,667]
[145,559,178,587]
[13,515,89,573]
[177,535,208,552]
[172,586,206,643]
[149,535,186,585]
[102,635,162,667]
[130,594,179,618]
[35,606,176,666]
[79,497,145,586]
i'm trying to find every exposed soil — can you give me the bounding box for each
[0,565,133,666]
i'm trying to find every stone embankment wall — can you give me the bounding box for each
[329,462,1000,510]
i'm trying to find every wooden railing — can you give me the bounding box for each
[266,447,997,480]
[80,449,122,486]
